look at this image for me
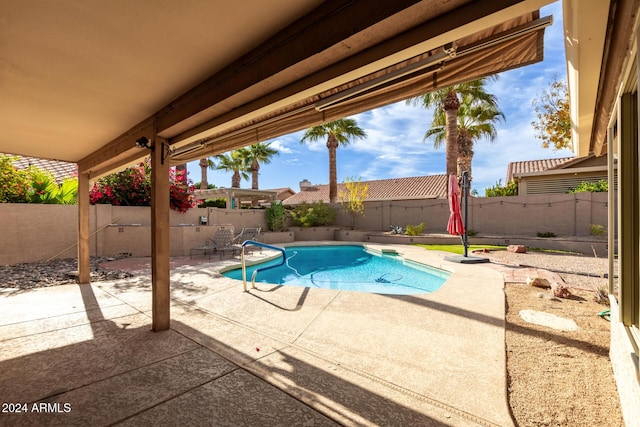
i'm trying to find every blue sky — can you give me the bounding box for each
[187,2,573,195]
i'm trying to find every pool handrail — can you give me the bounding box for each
[240,240,286,291]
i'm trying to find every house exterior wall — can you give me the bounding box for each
[519,171,608,195]
[0,193,609,264]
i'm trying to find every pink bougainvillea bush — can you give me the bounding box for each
[90,160,198,213]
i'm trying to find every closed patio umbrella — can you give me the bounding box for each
[447,174,464,236]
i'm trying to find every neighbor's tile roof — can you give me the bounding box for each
[4,154,77,183]
[506,157,575,182]
[283,175,448,205]
[265,187,296,200]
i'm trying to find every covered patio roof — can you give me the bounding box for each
[2,0,554,178]
[1,0,555,331]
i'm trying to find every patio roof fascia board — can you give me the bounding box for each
[589,0,640,156]
[79,0,552,174]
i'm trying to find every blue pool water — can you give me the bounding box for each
[223,245,449,295]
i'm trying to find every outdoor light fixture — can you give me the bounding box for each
[135,136,173,164]
[135,136,152,150]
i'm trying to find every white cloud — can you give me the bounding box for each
[268,139,293,154]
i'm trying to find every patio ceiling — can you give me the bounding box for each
[1,0,554,179]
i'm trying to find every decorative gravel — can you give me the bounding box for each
[0,257,133,289]
[483,249,615,293]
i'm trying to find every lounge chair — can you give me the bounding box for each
[228,227,262,256]
[189,228,235,259]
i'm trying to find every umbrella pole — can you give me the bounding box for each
[462,171,469,257]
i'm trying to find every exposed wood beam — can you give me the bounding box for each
[77,117,154,175]
[153,0,421,134]
[169,0,541,149]
[77,0,546,175]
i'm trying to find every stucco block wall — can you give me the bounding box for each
[0,204,88,265]
[331,193,608,236]
[0,192,610,264]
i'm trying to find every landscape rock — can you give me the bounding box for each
[508,245,527,253]
[519,309,579,331]
[552,283,573,299]
[527,276,551,289]
[0,256,133,289]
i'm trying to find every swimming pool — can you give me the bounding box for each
[223,245,450,295]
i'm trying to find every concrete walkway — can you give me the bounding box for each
[0,245,513,426]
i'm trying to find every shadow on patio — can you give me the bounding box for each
[1,285,465,426]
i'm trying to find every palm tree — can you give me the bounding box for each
[214,149,250,188]
[422,89,504,184]
[300,118,366,203]
[245,143,279,191]
[242,142,279,207]
[198,158,214,189]
[407,77,500,180]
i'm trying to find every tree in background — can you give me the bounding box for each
[407,77,500,181]
[245,143,279,191]
[198,158,214,190]
[531,77,571,151]
[300,119,367,203]
[214,149,250,188]
[339,177,369,229]
[89,159,197,212]
[423,93,504,184]
[485,179,518,197]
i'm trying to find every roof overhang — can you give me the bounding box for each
[565,0,640,157]
[1,0,554,178]
[513,164,610,179]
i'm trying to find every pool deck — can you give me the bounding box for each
[0,244,513,426]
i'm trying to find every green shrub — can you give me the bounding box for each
[405,222,425,236]
[590,224,605,236]
[198,198,226,208]
[265,201,287,232]
[0,154,77,204]
[289,202,336,227]
[485,179,518,197]
[567,179,608,193]
[537,232,556,238]
[1,155,33,203]
[90,160,197,212]
[467,229,478,237]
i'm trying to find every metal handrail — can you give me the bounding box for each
[241,240,286,291]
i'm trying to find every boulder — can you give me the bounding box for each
[527,276,551,289]
[552,283,573,299]
[507,245,527,253]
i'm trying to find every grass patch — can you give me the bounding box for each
[414,244,505,255]
[415,244,582,255]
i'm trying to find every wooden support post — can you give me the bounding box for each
[77,172,91,284]
[151,136,171,331]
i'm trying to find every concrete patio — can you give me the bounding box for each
[0,244,512,426]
